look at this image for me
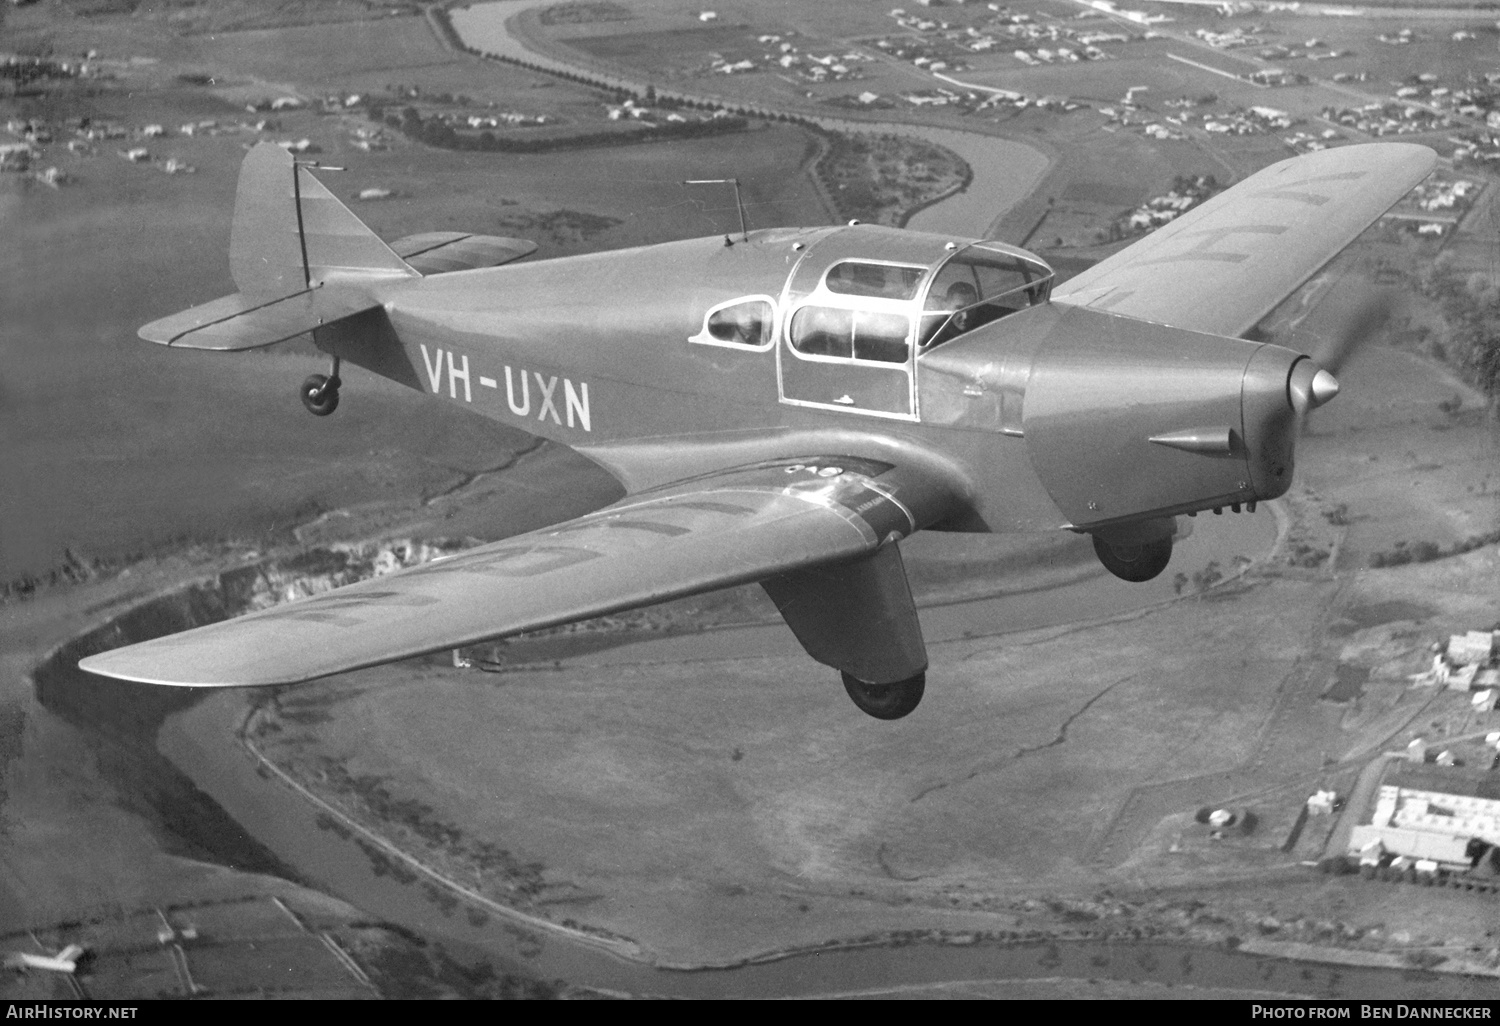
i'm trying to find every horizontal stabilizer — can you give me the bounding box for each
[137,286,381,350]
[388,232,539,275]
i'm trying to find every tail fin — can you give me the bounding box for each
[138,143,411,348]
[229,142,416,296]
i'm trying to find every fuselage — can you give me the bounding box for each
[314,223,1305,536]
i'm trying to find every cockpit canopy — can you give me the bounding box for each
[783,241,1054,367]
[686,228,1055,421]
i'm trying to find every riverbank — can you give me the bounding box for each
[445,0,1052,240]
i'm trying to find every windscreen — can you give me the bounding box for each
[921,250,1052,348]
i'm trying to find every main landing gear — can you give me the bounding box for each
[1092,534,1173,583]
[841,670,926,720]
[300,356,341,416]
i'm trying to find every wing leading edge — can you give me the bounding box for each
[79,458,952,687]
[1052,143,1435,338]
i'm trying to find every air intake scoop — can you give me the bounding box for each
[1148,427,1238,456]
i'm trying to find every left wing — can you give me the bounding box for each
[79,458,950,687]
[1053,143,1434,338]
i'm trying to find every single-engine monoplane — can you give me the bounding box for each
[79,141,1435,718]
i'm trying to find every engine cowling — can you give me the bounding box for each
[1021,305,1316,532]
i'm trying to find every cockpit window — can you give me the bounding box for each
[690,296,776,350]
[790,306,910,363]
[824,261,925,302]
[920,251,1053,348]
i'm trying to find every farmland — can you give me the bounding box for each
[5,0,1500,1000]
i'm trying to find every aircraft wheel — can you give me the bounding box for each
[841,670,925,720]
[300,374,341,417]
[1092,534,1172,583]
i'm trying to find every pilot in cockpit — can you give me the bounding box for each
[943,281,978,331]
[920,280,978,348]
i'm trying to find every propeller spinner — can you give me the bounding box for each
[1288,359,1341,416]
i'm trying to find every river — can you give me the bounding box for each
[446,0,1052,238]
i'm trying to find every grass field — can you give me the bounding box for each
[176,15,456,85]
[253,510,1497,964]
[959,48,1247,105]
[1,6,829,585]
[1,143,547,583]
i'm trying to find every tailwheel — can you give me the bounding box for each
[1092,534,1172,583]
[841,670,925,720]
[300,373,341,417]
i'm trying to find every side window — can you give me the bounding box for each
[790,306,910,364]
[790,306,853,358]
[853,311,910,363]
[690,296,776,350]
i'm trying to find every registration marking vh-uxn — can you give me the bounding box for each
[419,343,591,431]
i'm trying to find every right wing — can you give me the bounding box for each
[79,457,952,687]
[1053,143,1435,338]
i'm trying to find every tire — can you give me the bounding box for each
[300,374,340,416]
[841,670,925,720]
[1092,534,1172,583]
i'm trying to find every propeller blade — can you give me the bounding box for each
[1308,286,1396,376]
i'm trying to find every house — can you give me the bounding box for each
[1448,631,1496,667]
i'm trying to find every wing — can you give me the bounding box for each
[1052,143,1435,338]
[79,457,949,687]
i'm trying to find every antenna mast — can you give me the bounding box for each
[684,178,748,241]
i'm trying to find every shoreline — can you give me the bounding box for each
[234,693,650,964]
